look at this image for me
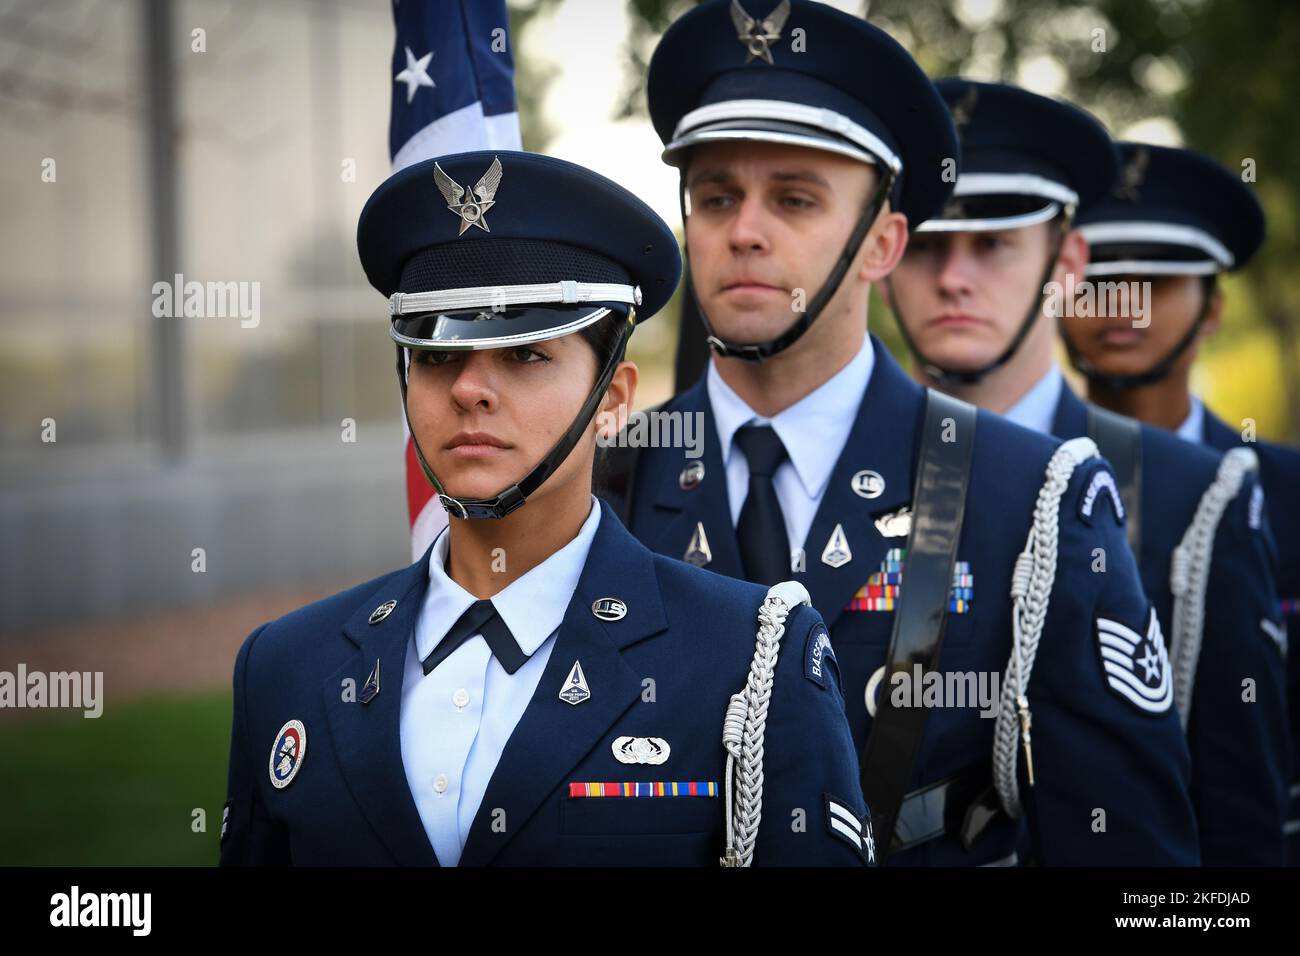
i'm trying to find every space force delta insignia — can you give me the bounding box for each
[1096,608,1172,715]
[269,719,307,789]
[845,548,972,613]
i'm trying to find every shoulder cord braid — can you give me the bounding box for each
[994,437,1101,818]
[720,581,811,867]
[1169,446,1258,729]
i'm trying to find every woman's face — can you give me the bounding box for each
[404,330,620,504]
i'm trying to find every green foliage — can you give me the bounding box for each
[0,692,232,866]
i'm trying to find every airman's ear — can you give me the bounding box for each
[1202,281,1225,339]
[1055,226,1091,288]
[595,361,639,442]
[858,208,909,284]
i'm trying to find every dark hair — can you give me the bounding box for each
[577,310,632,489]
[576,310,631,375]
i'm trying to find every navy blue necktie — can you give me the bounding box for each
[734,424,791,586]
[421,599,527,675]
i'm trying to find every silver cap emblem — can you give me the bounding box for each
[434,156,503,235]
[730,0,791,65]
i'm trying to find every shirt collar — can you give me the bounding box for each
[1176,396,1205,444]
[417,496,602,661]
[1002,364,1064,436]
[707,334,875,500]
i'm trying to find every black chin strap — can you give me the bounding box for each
[888,213,1072,387]
[396,313,633,520]
[681,167,896,363]
[1061,290,1212,391]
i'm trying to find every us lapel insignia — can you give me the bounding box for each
[679,460,705,491]
[821,523,852,569]
[850,469,885,499]
[558,659,591,706]
[368,600,397,625]
[612,736,671,765]
[269,719,307,790]
[591,597,628,622]
[684,521,712,567]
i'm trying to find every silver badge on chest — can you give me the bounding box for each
[679,460,705,491]
[684,521,712,567]
[821,523,852,569]
[851,470,885,499]
[559,659,591,706]
[612,736,671,765]
[874,506,912,539]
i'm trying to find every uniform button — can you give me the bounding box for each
[452,688,470,709]
[433,773,449,795]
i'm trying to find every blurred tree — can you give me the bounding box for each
[509,0,566,150]
[621,0,1300,440]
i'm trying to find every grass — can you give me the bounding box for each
[0,690,232,866]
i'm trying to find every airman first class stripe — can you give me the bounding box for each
[568,781,718,798]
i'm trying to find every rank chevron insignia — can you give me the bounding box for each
[433,157,503,235]
[1096,607,1172,714]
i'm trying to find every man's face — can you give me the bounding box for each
[1059,273,1210,378]
[887,225,1056,371]
[683,140,878,345]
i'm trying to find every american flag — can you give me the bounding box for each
[387,0,522,558]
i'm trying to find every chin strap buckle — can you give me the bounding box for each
[706,336,767,363]
[436,485,528,521]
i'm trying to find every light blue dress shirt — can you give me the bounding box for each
[1001,364,1065,436]
[399,496,602,866]
[1175,396,1205,444]
[706,334,874,561]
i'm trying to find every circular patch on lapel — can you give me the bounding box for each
[269,719,307,790]
[851,470,885,499]
[591,597,628,621]
[679,460,705,491]
[368,600,397,625]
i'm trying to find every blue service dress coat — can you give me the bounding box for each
[1200,406,1300,864]
[1051,387,1289,865]
[604,335,1199,866]
[219,499,870,866]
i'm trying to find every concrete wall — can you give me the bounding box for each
[0,425,411,637]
